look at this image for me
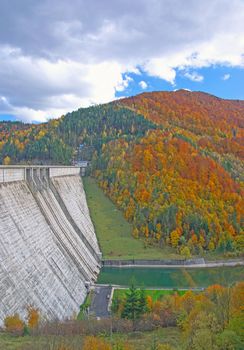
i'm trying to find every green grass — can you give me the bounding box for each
[105,327,182,350]
[113,288,187,302]
[0,334,33,350]
[0,334,86,350]
[83,177,180,260]
[0,328,182,350]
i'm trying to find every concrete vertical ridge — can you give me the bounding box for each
[49,179,101,264]
[29,186,92,282]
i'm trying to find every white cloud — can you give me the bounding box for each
[116,75,133,92]
[222,73,231,80]
[184,71,204,82]
[174,88,192,92]
[143,58,176,84]
[0,47,133,121]
[0,0,244,121]
[139,80,147,89]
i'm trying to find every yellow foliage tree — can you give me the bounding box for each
[3,156,11,165]
[180,246,191,259]
[132,227,139,239]
[170,228,182,248]
[4,313,24,335]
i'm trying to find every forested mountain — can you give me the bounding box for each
[119,90,244,181]
[0,106,156,164]
[0,90,243,255]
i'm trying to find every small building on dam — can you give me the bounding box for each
[0,165,102,325]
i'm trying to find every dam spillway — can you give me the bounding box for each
[0,165,102,325]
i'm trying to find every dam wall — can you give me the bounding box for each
[51,176,100,253]
[0,165,101,325]
[50,167,80,178]
[0,165,82,184]
[0,167,25,182]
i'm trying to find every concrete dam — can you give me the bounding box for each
[0,165,102,325]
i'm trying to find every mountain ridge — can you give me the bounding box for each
[121,89,244,102]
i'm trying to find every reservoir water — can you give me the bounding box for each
[98,266,244,288]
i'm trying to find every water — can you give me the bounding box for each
[98,266,244,288]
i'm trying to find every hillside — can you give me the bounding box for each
[0,90,243,256]
[119,90,244,181]
[83,177,180,259]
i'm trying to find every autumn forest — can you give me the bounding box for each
[1,90,243,256]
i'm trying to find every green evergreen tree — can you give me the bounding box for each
[121,282,149,330]
[121,283,141,323]
[138,288,148,315]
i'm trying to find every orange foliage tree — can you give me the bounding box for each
[27,306,39,329]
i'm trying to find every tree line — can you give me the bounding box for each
[3,282,243,349]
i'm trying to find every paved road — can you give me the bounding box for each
[89,286,112,318]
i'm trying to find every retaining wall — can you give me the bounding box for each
[102,258,205,267]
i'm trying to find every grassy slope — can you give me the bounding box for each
[84,177,234,261]
[83,177,179,260]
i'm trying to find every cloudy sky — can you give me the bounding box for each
[0,0,244,122]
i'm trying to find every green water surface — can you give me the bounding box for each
[98,266,244,288]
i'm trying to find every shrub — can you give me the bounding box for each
[27,306,40,329]
[82,336,112,350]
[4,313,25,335]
